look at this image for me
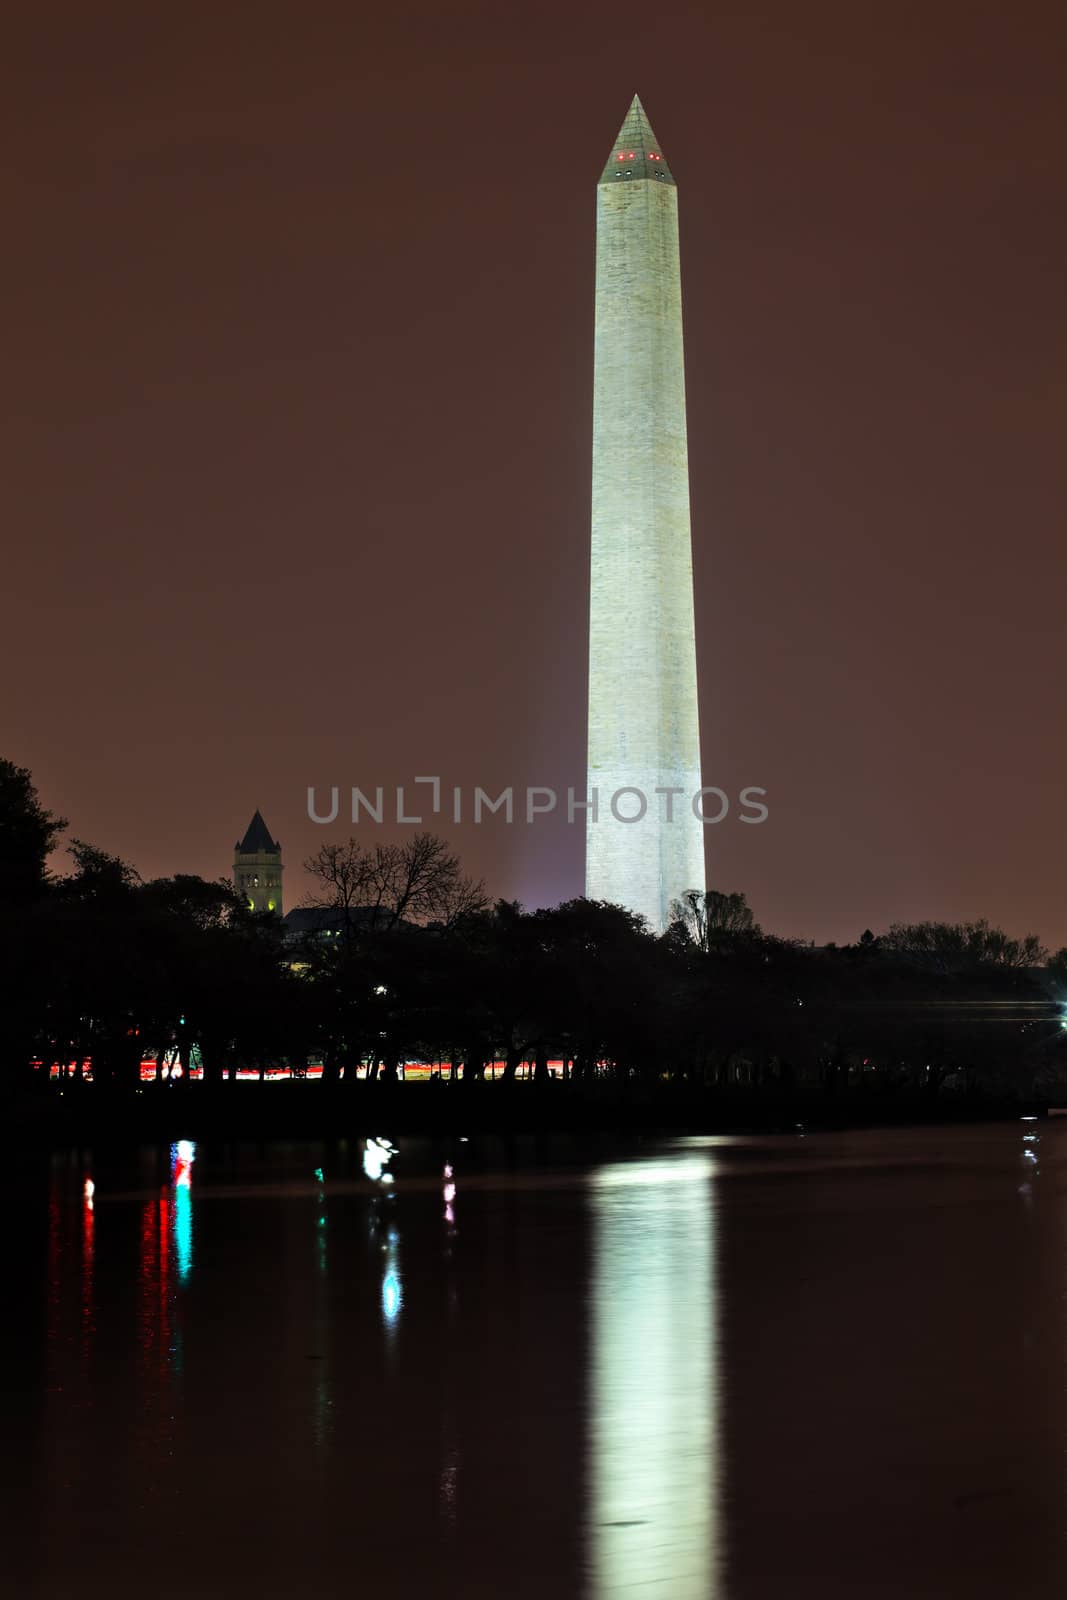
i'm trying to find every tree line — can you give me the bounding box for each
[3,758,1066,1100]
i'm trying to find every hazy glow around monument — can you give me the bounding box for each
[586,96,706,932]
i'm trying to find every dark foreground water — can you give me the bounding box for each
[6,1121,1067,1598]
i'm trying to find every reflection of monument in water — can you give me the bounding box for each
[586,96,706,932]
[588,1153,721,1598]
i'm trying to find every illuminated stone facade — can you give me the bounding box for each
[233,810,283,915]
[586,96,705,932]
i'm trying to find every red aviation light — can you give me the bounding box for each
[648,152,661,161]
[616,151,636,160]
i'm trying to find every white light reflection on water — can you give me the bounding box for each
[363,1138,397,1182]
[439,1159,459,1522]
[171,1140,195,1283]
[365,1142,403,1336]
[588,1153,720,1599]
[81,1170,95,1357]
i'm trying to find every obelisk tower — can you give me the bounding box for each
[586,95,705,932]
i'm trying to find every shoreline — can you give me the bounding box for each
[6,1082,1054,1147]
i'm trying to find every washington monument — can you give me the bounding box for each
[586,95,705,932]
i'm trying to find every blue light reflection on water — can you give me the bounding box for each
[173,1185,192,1282]
[382,1220,402,1330]
[312,1161,332,1451]
[170,1140,195,1283]
[364,1140,403,1335]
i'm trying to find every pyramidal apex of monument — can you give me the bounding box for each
[599,93,675,186]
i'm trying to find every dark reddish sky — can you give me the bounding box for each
[4,0,1065,945]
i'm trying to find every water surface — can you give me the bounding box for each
[7,1122,1066,1597]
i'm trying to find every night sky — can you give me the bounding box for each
[5,0,1065,945]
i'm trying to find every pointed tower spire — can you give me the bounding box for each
[236,809,278,854]
[599,94,675,185]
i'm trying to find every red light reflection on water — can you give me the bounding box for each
[138,1191,173,1376]
[81,1178,94,1354]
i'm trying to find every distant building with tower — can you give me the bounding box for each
[586,95,705,933]
[233,810,283,915]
